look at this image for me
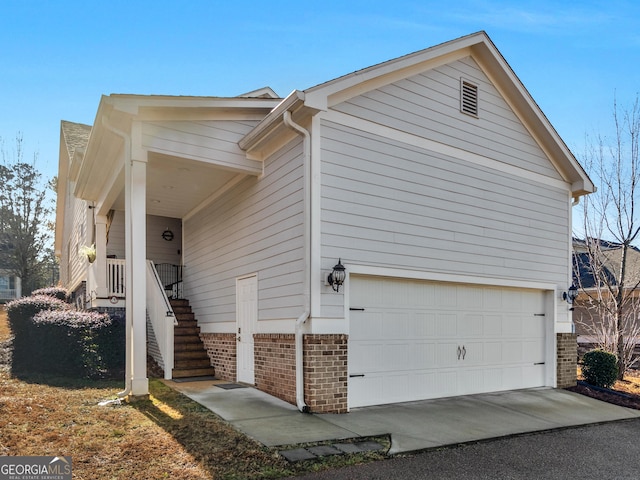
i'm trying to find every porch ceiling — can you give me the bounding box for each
[111,152,242,218]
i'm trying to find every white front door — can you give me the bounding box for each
[237,275,257,384]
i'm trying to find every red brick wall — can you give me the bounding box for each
[254,334,296,405]
[557,333,577,388]
[200,333,236,382]
[303,334,348,414]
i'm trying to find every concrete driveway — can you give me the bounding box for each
[166,379,640,454]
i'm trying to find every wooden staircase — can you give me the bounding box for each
[170,299,216,379]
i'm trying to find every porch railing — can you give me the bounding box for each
[106,259,185,301]
[155,263,184,299]
[146,260,177,380]
[107,259,126,297]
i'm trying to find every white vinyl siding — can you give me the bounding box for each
[332,56,561,181]
[184,138,305,327]
[145,215,182,265]
[320,121,569,317]
[66,196,90,292]
[142,120,262,174]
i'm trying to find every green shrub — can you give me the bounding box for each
[31,309,117,378]
[582,349,619,388]
[6,295,68,372]
[31,287,70,302]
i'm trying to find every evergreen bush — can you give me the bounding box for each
[582,349,619,388]
[6,295,68,371]
[32,309,116,378]
[31,287,70,302]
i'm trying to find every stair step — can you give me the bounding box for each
[172,306,193,315]
[175,350,211,360]
[175,319,197,328]
[174,340,206,350]
[172,367,216,378]
[166,298,217,380]
[174,326,201,336]
[169,299,190,308]
[175,357,213,368]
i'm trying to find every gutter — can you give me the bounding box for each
[283,110,311,413]
[100,115,133,399]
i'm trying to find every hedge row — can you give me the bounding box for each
[6,294,125,379]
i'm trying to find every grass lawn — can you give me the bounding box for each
[0,308,383,479]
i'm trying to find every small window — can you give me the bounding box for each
[460,79,478,117]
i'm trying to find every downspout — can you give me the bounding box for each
[283,110,311,413]
[101,115,133,399]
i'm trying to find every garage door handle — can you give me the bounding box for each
[457,346,462,360]
[349,374,365,378]
[461,345,466,360]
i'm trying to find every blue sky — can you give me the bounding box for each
[0,0,638,182]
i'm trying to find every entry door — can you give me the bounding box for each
[236,275,257,384]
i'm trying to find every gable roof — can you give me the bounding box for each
[60,120,91,163]
[241,31,594,199]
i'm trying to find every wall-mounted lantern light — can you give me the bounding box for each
[563,284,578,304]
[327,259,346,292]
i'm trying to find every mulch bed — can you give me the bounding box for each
[566,382,640,410]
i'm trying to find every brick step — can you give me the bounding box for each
[172,367,216,378]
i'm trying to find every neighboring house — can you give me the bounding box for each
[55,31,594,413]
[0,269,21,302]
[572,238,640,349]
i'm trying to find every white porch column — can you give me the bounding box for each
[125,153,149,396]
[94,215,108,298]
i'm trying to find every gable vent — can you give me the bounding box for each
[460,79,478,117]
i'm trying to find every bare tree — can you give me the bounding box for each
[0,134,53,295]
[575,96,640,379]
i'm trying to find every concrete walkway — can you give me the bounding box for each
[165,379,640,454]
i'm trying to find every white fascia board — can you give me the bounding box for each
[471,40,595,197]
[238,90,306,151]
[303,32,487,110]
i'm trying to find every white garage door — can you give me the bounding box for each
[349,276,547,408]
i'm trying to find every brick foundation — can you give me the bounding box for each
[557,333,578,388]
[303,334,348,413]
[200,333,236,382]
[254,334,297,405]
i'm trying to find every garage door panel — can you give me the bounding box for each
[436,313,457,336]
[460,313,483,336]
[383,311,410,338]
[349,276,548,409]
[412,313,436,337]
[411,342,436,366]
[484,315,503,336]
[435,342,458,367]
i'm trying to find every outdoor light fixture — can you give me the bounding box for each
[563,284,578,304]
[327,259,346,292]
